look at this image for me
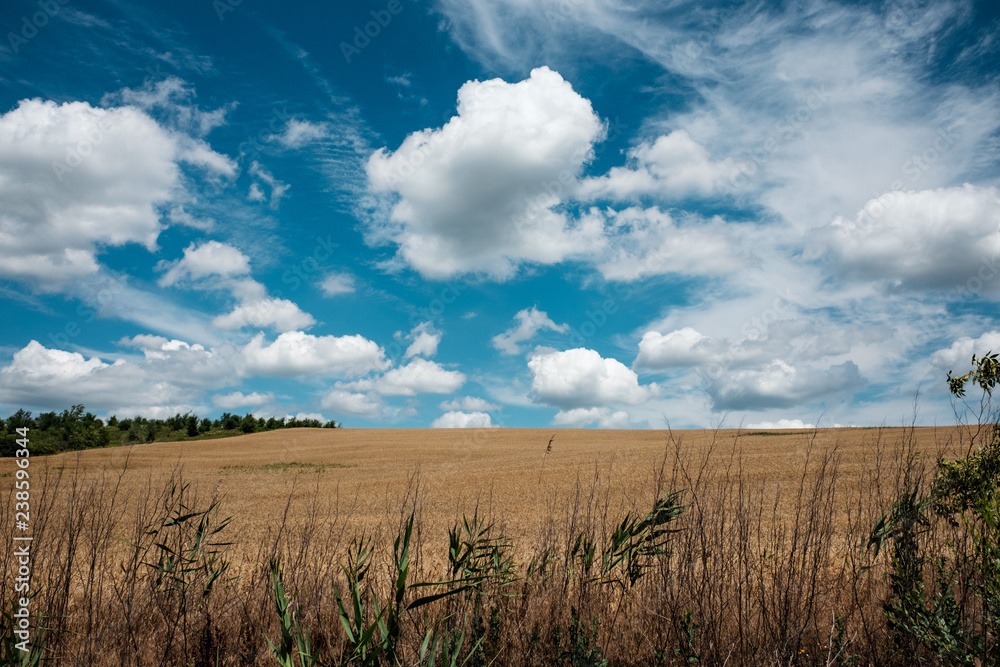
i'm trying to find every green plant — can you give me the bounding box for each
[442,511,517,596]
[867,352,1000,664]
[131,482,233,665]
[331,535,385,666]
[417,624,484,667]
[571,491,687,589]
[143,484,232,599]
[933,431,1000,519]
[1,606,45,667]
[557,607,607,667]
[268,560,322,667]
[825,613,860,666]
[673,609,700,664]
[947,351,1000,399]
[319,511,515,666]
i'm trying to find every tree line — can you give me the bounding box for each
[1,404,340,456]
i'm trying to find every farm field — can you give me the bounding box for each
[0,424,988,666]
[0,425,964,552]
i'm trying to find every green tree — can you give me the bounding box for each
[36,411,59,431]
[220,412,240,430]
[240,413,257,434]
[947,351,1000,399]
[53,405,109,451]
[6,409,33,432]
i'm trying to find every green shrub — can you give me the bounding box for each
[868,352,1000,664]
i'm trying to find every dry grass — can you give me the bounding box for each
[0,424,981,665]
[0,426,961,547]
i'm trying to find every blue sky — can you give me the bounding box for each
[1,0,999,429]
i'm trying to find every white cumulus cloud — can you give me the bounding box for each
[745,419,816,430]
[431,411,493,428]
[594,207,744,281]
[241,331,388,377]
[320,272,356,296]
[213,297,316,332]
[157,241,251,286]
[635,327,711,370]
[930,331,1000,371]
[822,184,1000,291]
[212,391,274,409]
[366,66,606,279]
[343,358,466,396]
[552,407,631,428]
[439,396,500,411]
[321,389,384,419]
[0,339,233,415]
[708,359,863,411]
[528,348,658,409]
[492,307,568,354]
[0,98,230,290]
[578,130,743,200]
[404,322,441,358]
[115,334,235,388]
[156,242,315,333]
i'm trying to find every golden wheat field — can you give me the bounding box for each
[2,424,992,666]
[0,425,965,554]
